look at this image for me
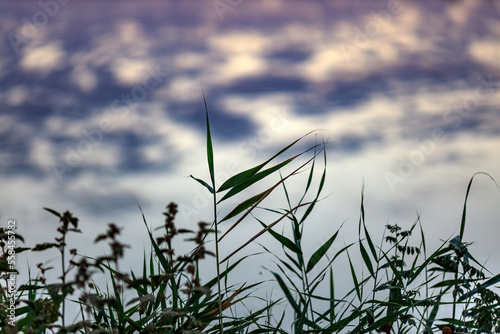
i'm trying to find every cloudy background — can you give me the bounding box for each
[1,0,499,327]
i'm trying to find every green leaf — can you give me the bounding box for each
[299,143,327,224]
[458,272,500,301]
[359,242,375,277]
[189,175,215,194]
[258,219,301,254]
[359,183,377,261]
[32,243,58,251]
[139,206,171,273]
[220,201,312,263]
[347,250,361,301]
[271,271,301,315]
[280,251,303,276]
[220,190,269,223]
[43,207,61,218]
[218,156,299,203]
[374,283,393,291]
[329,266,335,323]
[203,93,215,188]
[217,164,263,193]
[18,284,44,291]
[217,131,317,194]
[323,305,363,333]
[306,229,339,273]
[425,294,442,331]
[459,172,500,240]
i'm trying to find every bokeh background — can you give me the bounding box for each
[1,0,499,325]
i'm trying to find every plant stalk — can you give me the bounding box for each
[213,191,224,334]
[61,232,66,328]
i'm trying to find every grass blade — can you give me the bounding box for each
[329,266,335,324]
[43,207,61,218]
[459,172,499,240]
[219,153,319,241]
[359,182,377,261]
[299,142,327,224]
[258,218,302,254]
[359,241,375,278]
[220,190,270,224]
[218,153,309,203]
[203,93,215,187]
[346,250,361,302]
[189,175,215,194]
[306,229,340,274]
[220,201,313,263]
[217,131,318,193]
[271,271,301,315]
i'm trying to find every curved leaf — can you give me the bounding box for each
[220,190,269,224]
[306,229,339,273]
[258,219,301,254]
[189,175,215,194]
[43,207,61,218]
[218,155,301,203]
[271,271,301,315]
[217,130,317,194]
[203,93,215,187]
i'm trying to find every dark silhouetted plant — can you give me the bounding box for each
[1,101,499,334]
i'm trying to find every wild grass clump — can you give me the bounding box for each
[1,98,500,333]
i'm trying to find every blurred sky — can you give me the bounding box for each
[1,0,500,325]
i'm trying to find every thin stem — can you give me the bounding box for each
[61,233,66,328]
[303,260,315,328]
[213,191,224,334]
[453,257,458,321]
[79,303,90,334]
[296,221,315,328]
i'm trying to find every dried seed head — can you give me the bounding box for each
[442,326,453,334]
[379,323,391,334]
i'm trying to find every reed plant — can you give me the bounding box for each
[1,99,499,333]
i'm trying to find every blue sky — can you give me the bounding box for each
[1,0,500,326]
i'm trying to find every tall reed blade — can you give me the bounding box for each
[204,93,215,187]
[202,93,224,334]
[459,172,500,241]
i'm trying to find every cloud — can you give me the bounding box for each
[0,115,16,133]
[173,52,209,71]
[29,139,55,172]
[4,85,28,106]
[469,39,500,68]
[20,42,65,74]
[71,65,98,93]
[162,76,201,102]
[116,21,143,44]
[110,58,151,85]
[45,116,86,138]
[65,20,152,87]
[298,4,436,82]
[208,31,270,54]
[204,31,271,84]
[209,53,266,84]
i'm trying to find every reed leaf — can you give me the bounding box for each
[258,219,301,254]
[219,147,323,244]
[218,153,308,203]
[306,229,340,274]
[271,271,301,315]
[220,189,271,224]
[203,93,215,187]
[217,131,318,193]
[189,175,215,194]
[220,201,313,263]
